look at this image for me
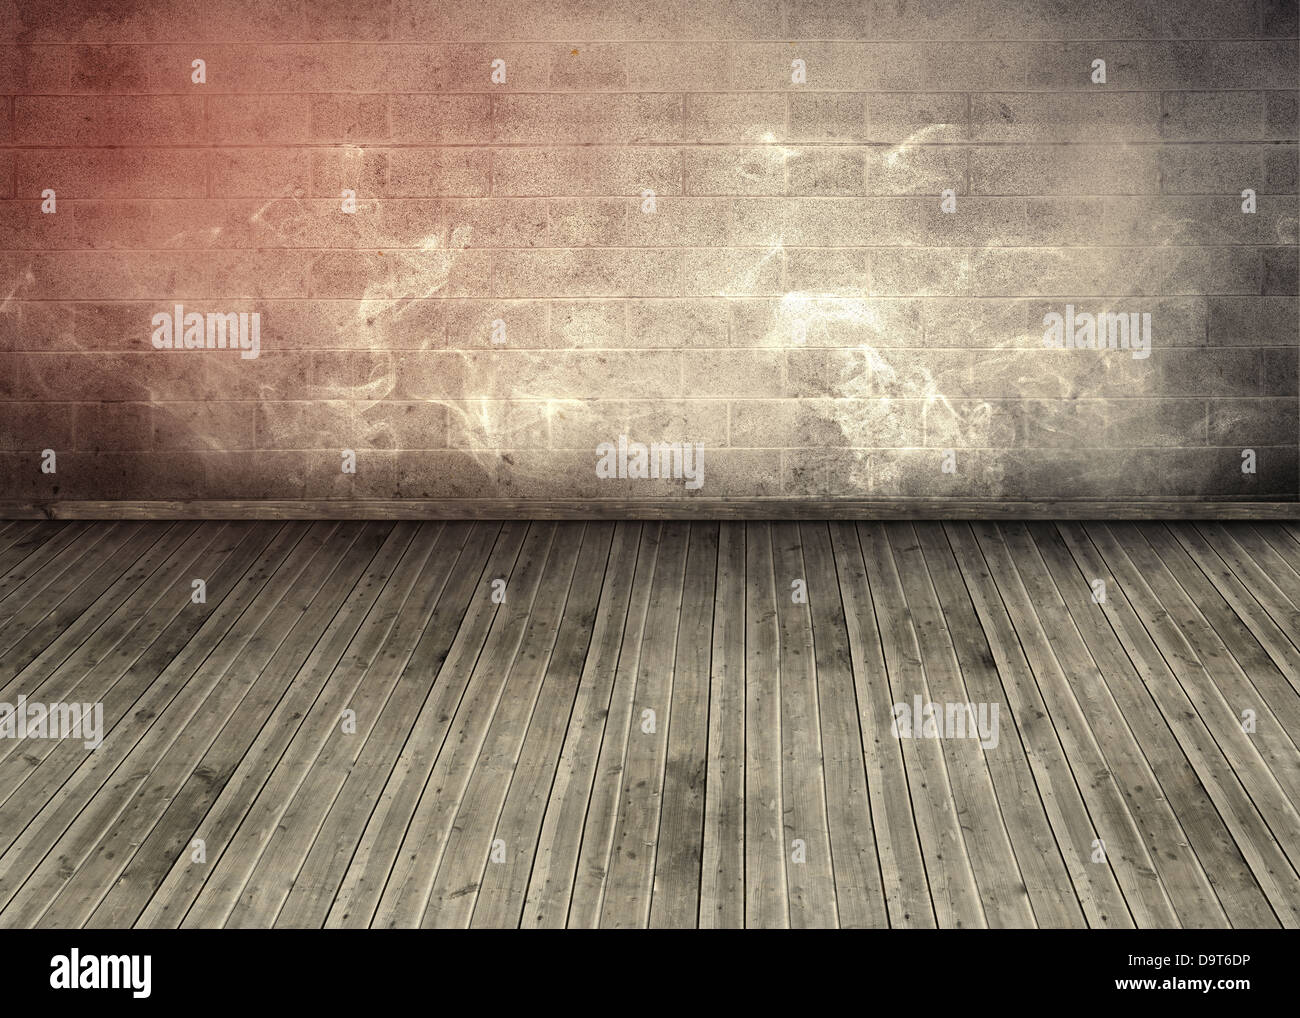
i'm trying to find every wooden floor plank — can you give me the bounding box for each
[324,522,529,928]
[519,522,640,928]
[1184,524,1300,692]
[566,523,660,928]
[0,522,62,580]
[743,522,787,928]
[889,522,1037,928]
[647,521,716,928]
[0,521,337,923]
[29,523,396,929]
[270,522,502,929]
[0,522,105,626]
[1143,525,1300,790]
[771,521,838,928]
[1071,523,1300,926]
[859,522,986,928]
[0,521,1298,930]
[599,521,689,928]
[0,523,246,814]
[1022,523,1224,928]
[944,522,1132,927]
[698,521,745,929]
[473,523,618,928]
[914,522,1084,928]
[0,523,165,678]
[0,525,285,838]
[0,523,297,873]
[828,522,933,927]
[971,522,1161,927]
[0,523,205,757]
[164,523,448,929]
[797,521,887,929]
[419,523,590,928]
[370,522,557,928]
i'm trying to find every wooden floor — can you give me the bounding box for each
[0,519,1298,928]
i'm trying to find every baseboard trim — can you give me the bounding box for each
[3,499,1299,520]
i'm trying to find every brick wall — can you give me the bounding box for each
[0,0,1297,506]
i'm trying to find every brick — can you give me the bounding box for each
[729,42,876,90]
[15,251,308,300]
[208,149,308,198]
[543,197,626,247]
[0,302,76,351]
[1263,145,1298,191]
[550,45,628,89]
[679,350,785,396]
[18,149,208,199]
[868,0,1159,39]
[1161,91,1267,141]
[684,0,782,39]
[625,43,732,90]
[7,1,208,42]
[69,44,177,92]
[1265,90,1299,139]
[972,144,1159,194]
[1208,296,1299,344]
[549,301,627,347]
[396,0,686,41]
[208,95,310,144]
[0,401,74,450]
[624,197,730,247]
[686,93,786,143]
[1263,246,1300,294]
[1263,0,1300,36]
[731,397,922,448]
[784,249,867,294]
[310,94,391,144]
[458,350,682,400]
[684,248,783,295]
[444,198,550,247]
[15,96,205,145]
[153,402,253,449]
[386,150,492,197]
[684,147,786,195]
[0,45,68,90]
[432,45,551,91]
[1158,0,1260,38]
[1159,144,1267,193]
[868,92,969,143]
[1208,398,1299,445]
[495,249,680,298]
[1262,347,1299,396]
[493,147,682,196]
[629,299,729,347]
[492,94,683,144]
[866,145,966,195]
[973,92,1160,142]
[789,93,867,142]
[788,147,868,195]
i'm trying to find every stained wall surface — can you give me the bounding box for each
[0,0,1297,504]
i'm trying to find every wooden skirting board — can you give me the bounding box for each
[3,499,1299,520]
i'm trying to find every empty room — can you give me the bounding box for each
[0,0,1297,988]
